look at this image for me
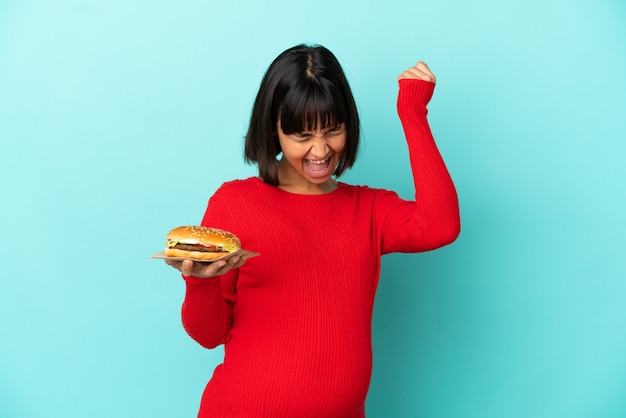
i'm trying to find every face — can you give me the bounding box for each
[276,120,347,193]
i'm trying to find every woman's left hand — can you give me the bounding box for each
[398,61,436,83]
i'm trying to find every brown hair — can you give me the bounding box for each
[244,44,360,186]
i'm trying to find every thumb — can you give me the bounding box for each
[181,259,195,277]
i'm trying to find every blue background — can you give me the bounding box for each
[1,0,625,417]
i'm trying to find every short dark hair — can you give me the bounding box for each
[244,44,360,186]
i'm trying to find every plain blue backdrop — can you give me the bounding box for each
[1,0,625,417]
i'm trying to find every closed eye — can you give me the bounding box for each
[326,127,343,135]
[325,124,345,136]
[292,133,312,141]
[290,123,345,141]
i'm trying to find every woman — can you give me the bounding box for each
[166,43,460,417]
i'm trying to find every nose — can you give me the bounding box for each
[310,135,329,158]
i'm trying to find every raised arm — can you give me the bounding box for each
[381,62,460,253]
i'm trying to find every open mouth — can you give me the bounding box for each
[305,157,332,177]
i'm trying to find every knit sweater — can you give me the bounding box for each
[181,79,460,417]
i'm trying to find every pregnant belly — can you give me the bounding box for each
[199,335,372,417]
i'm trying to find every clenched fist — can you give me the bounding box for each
[398,61,436,83]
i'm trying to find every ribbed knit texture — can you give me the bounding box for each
[181,79,460,417]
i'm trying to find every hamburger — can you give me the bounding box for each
[164,225,241,261]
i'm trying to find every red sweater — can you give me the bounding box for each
[181,80,460,417]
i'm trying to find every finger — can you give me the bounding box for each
[181,259,195,276]
[415,61,436,83]
[206,259,231,277]
[215,260,228,268]
[398,68,428,80]
[199,258,236,277]
[222,256,242,271]
[231,256,248,269]
[407,66,432,81]
[398,70,409,79]
[398,62,436,83]
[209,256,246,277]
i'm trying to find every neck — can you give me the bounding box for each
[278,180,338,195]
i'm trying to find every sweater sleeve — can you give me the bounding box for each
[380,79,461,253]
[180,194,237,349]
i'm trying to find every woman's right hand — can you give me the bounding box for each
[165,254,247,278]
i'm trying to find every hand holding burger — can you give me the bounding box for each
[163,225,249,278]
